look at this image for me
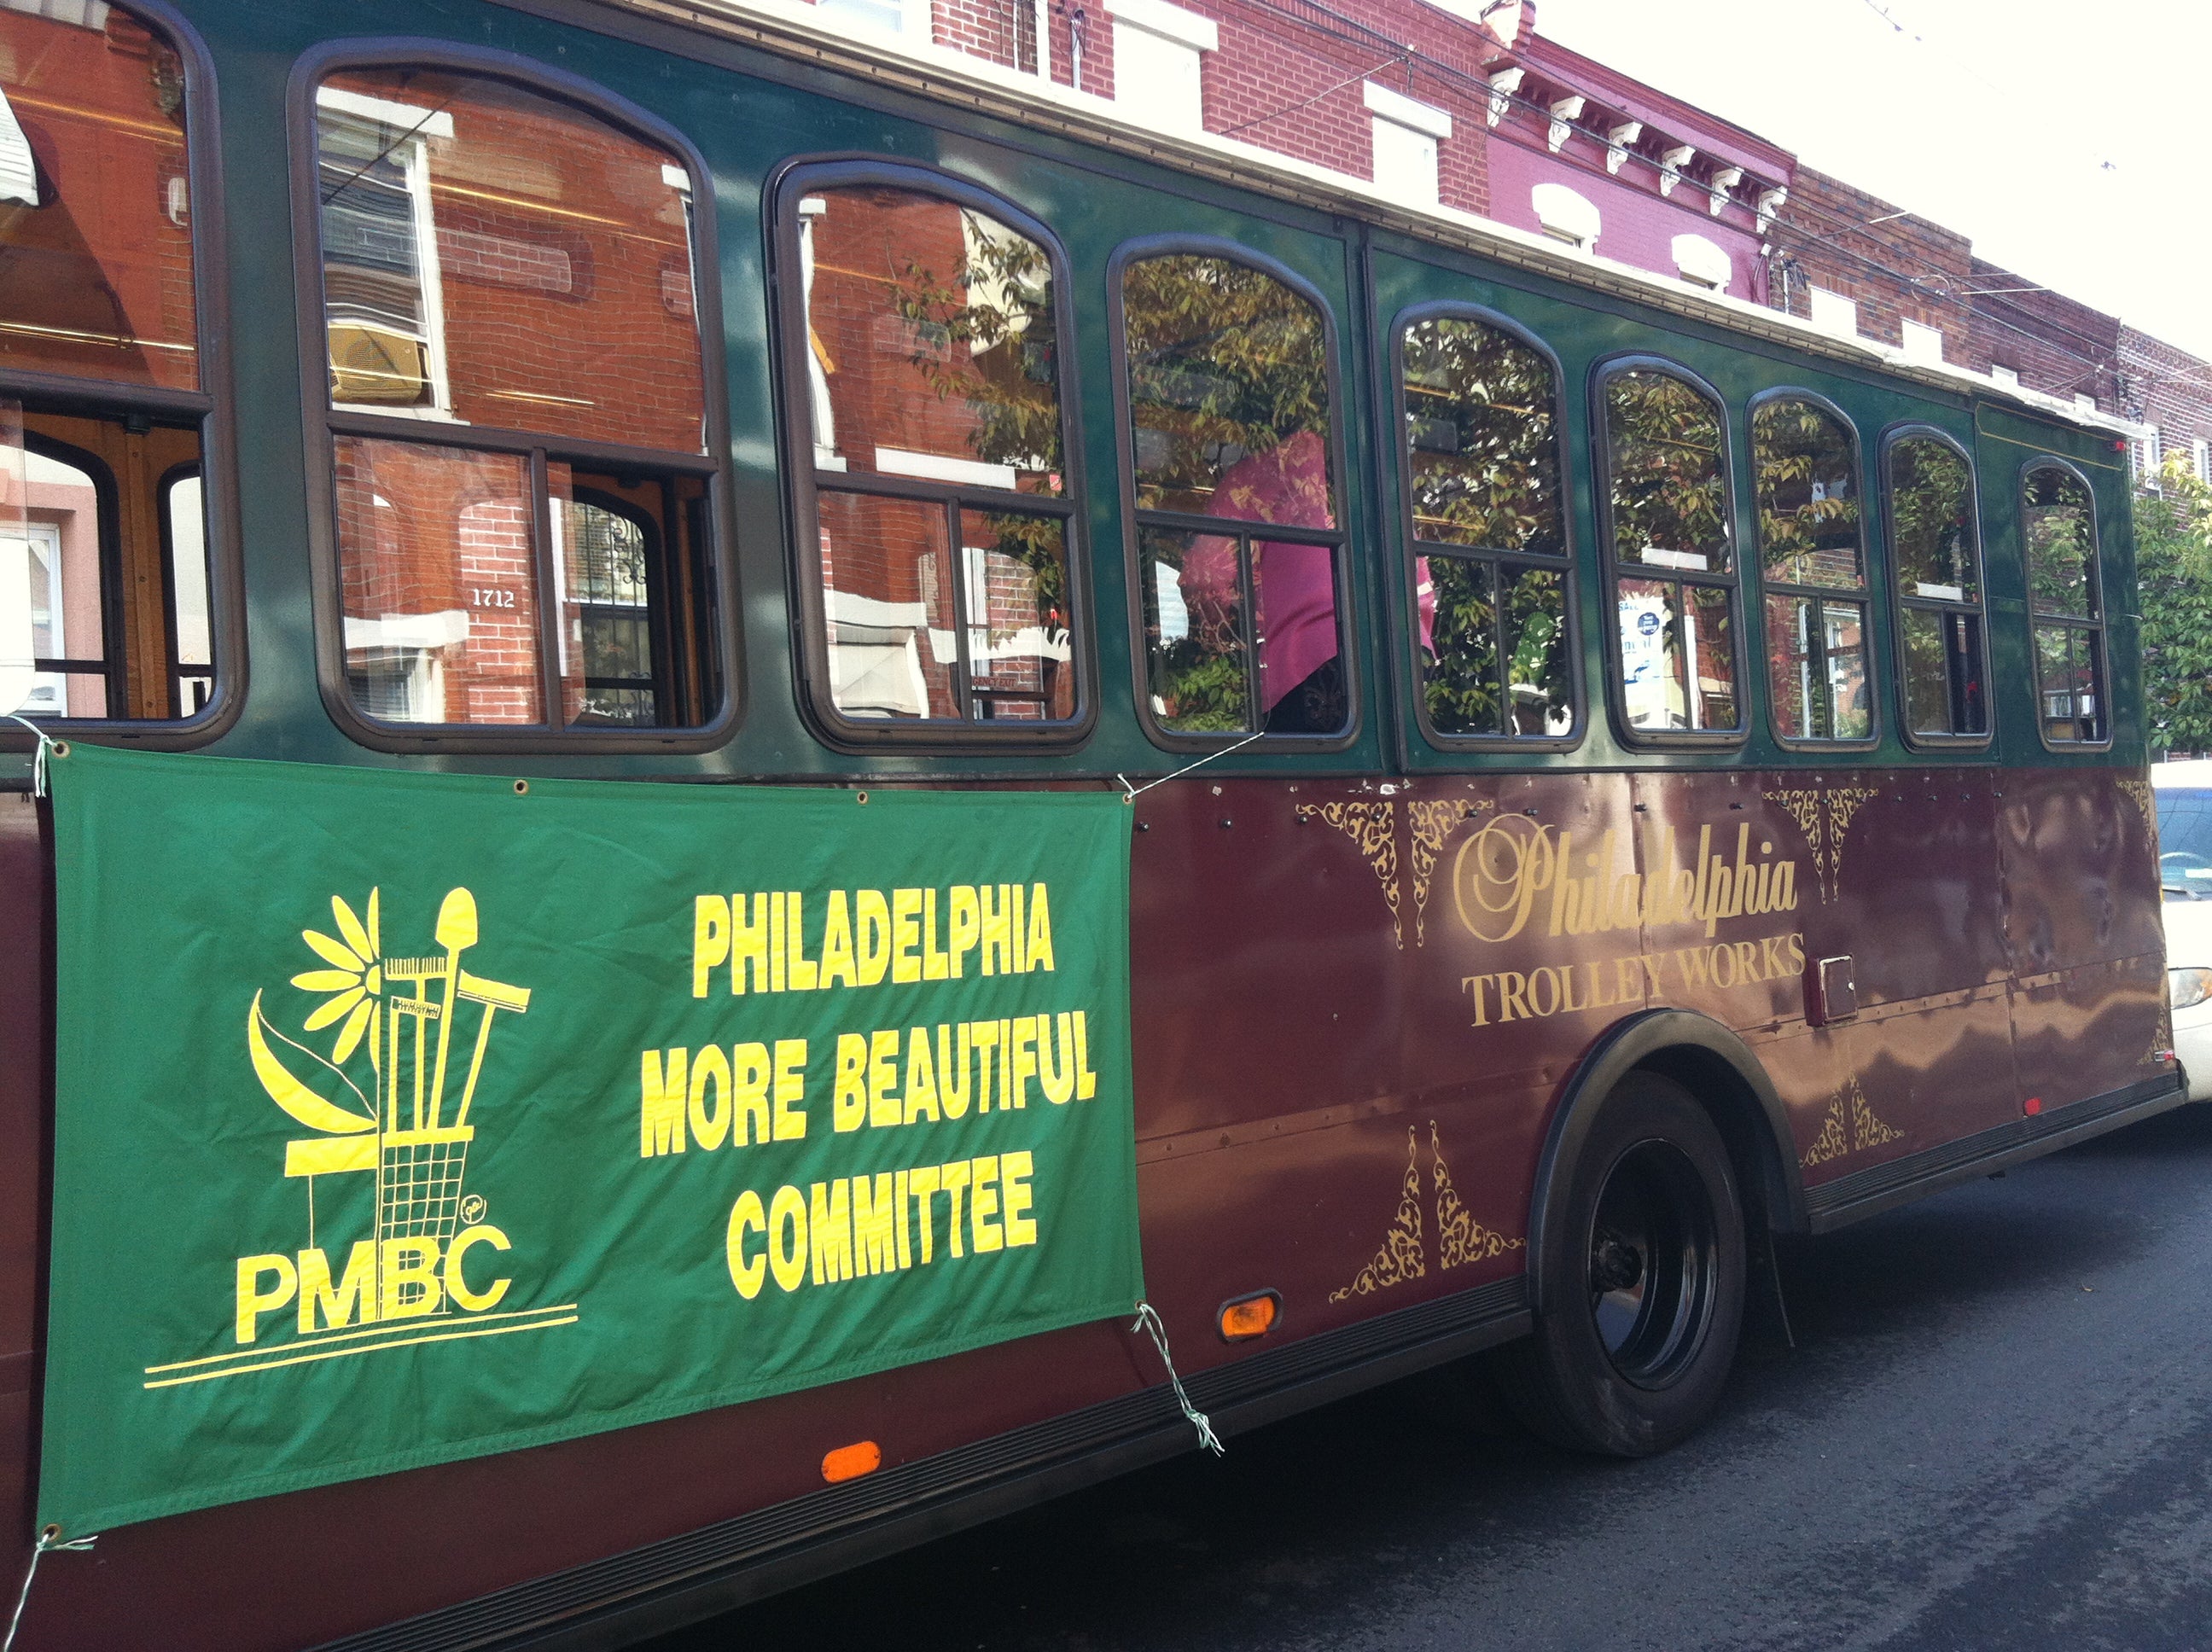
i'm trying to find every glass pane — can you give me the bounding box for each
[1888,437,1978,603]
[2022,464,2098,619]
[165,469,211,715]
[799,188,1062,496]
[959,509,1074,722]
[549,468,659,727]
[1752,397,1861,587]
[1424,555,1499,736]
[817,489,958,720]
[2036,624,2104,743]
[1618,577,1734,732]
[0,9,197,388]
[317,71,704,452]
[1685,583,1737,730]
[1124,254,1335,526]
[1605,369,1732,574]
[335,437,540,724]
[1140,525,1252,735]
[1766,594,1868,741]
[1254,534,1344,733]
[1400,317,1563,555]
[1502,563,1572,736]
[1900,604,1986,736]
[0,442,109,718]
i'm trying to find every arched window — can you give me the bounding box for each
[1884,431,1987,741]
[783,174,1080,737]
[1598,361,1740,737]
[1122,250,1348,739]
[1395,311,1574,742]
[310,63,722,736]
[0,3,221,725]
[2021,460,2106,745]
[1753,394,1871,743]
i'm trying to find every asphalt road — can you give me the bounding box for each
[644,1103,2212,1652]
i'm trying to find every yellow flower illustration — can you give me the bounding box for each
[290,889,382,1067]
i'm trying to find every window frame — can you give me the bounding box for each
[1388,300,1582,754]
[1107,233,1359,754]
[0,0,244,754]
[1746,387,1879,753]
[769,156,1095,753]
[2018,452,2111,753]
[287,39,738,755]
[1590,352,1748,751]
[1877,422,1992,753]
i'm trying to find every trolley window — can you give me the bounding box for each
[1752,395,1872,744]
[0,3,218,724]
[1123,251,1348,740]
[311,67,720,734]
[1598,362,1741,738]
[1395,312,1575,743]
[787,179,1079,735]
[1885,431,1988,742]
[2021,460,2106,746]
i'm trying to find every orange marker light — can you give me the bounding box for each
[2024,1096,2042,1116]
[1218,1291,1279,1341]
[821,1440,882,1484]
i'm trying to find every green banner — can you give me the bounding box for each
[38,744,1141,1535]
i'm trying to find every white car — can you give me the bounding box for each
[2153,760,2212,1100]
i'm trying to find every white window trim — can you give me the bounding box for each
[316,86,457,139]
[1807,286,1856,338]
[2195,437,2209,482]
[1363,80,1451,140]
[1103,0,1217,52]
[813,0,934,38]
[1530,182,1599,251]
[1669,233,1730,291]
[1901,319,1944,366]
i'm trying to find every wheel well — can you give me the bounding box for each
[1633,1046,1798,1236]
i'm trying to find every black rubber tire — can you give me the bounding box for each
[1492,1070,1745,1457]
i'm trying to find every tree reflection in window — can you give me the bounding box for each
[1124,253,1346,737]
[1885,434,1986,738]
[2022,462,2104,743]
[1754,397,1869,741]
[1398,315,1572,740]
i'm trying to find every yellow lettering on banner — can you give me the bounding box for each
[894,1168,912,1268]
[731,893,771,994]
[1011,883,1027,974]
[980,885,1011,976]
[768,1184,807,1293]
[236,1254,297,1344]
[726,1190,767,1299]
[1027,884,1056,973]
[1001,1150,1037,1247]
[852,1172,897,1276]
[693,895,731,998]
[923,889,950,980]
[948,885,980,978]
[443,1224,512,1313]
[1038,1012,1075,1105]
[379,1237,443,1321]
[832,1032,868,1133]
[909,1164,940,1262]
[903,1026,940,1124]
[969,1155,1003,1253]
[892,887,923,984]
[937,1022,972,1118]
[810,1180,853,1284]
[688,1044,732,1151]
[787,893,818,992]
[856,890,891,986]
[868,1027,901,1127]
[770,891,787,993]
[641,1048,688,1156]
[772,1038,809,1141]
[1010,1016,1038,1109]
[971,1021,1002,1114]
[733,1042,771,1146]
[998,1020,1014,1111]
[1074,1009,1097,1100]
[818,890,857,989]
[298,1241,377,1334]
[940,1160,971,1258]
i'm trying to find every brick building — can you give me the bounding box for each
[1765,166,1970,369]
[2119,326,2212,488]
[1967,257,2122,415]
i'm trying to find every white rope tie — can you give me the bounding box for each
[1130,1301,1224,1456]
[3,1529,95,1652]
[3,714,50,799]
[1116,731,1266,804]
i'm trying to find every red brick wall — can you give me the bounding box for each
[1967,257,2121,410]
[1769,166,1970,359]
[2120,326,2212,482]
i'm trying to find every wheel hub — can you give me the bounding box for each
[1590,1231,1644,1294]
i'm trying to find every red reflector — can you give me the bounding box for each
[2024,1096,2042,1116]
[821,1440,881,1483]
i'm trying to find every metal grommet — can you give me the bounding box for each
[856,790,870,805]
[513,779,529,794]
[49,741,69,758]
